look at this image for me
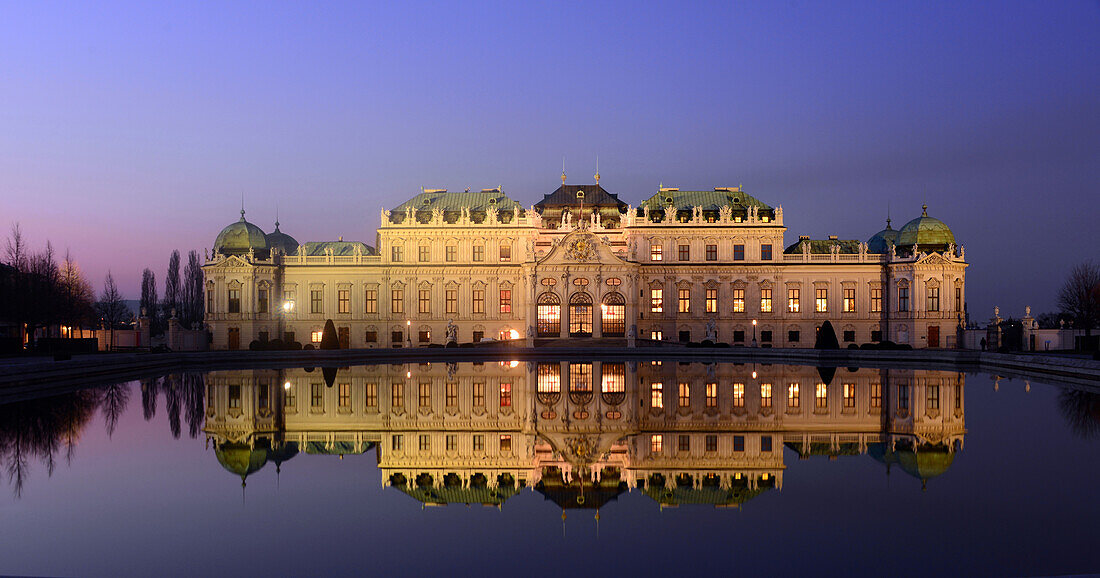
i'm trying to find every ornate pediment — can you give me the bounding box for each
[914,252,955,267]
[538,231,628,267]
[209,255,253,269]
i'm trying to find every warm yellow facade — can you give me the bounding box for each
[203,184,967,349]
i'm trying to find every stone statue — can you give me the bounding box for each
[705,318,717,342]
[643,204,651,222]
[204,248,209,261]
[994,305,999,317]
[628,324,637,339]
[1025,305,1031,318]
[526,325,534,339]
[446,319,458,344]
[664,204,676,223]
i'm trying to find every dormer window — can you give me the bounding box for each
[576,190,585,199]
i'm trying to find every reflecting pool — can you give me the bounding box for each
[1,360,1098,577]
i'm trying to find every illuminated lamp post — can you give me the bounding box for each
[752,319,758,348]
[406,319,412,348]
[281,300,294,344]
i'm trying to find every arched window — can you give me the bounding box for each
[601,292,626,337]
[569,292,593,336]
[537,293,561,336]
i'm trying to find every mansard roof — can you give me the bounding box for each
[639,188,773,212]
[300,240,375,256]
[534,184,627,210]
[783,238,862,254]
[392,190,523,213]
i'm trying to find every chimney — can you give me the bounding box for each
[828,235,838,241]
[799,235,810,241]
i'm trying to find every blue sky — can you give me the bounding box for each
[1,0,1097,317]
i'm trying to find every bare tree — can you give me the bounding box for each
[59,250,95,329]
[5,223,27,271]
[163,250,181,323]
[182,250,204,328]
[1058,260,1100,338]
[97,272,130,350]
[140,268,158,334]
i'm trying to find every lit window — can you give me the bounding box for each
[706,382,717,407]
[870,383,881,408]
[706,288,718,313]
[678,245,690,261]
[500,382,512,407]
[472,289,485,314]
[537,293,561,336]
[391,289,404,314]
[843,383,856,408]
[788,383,800,408]
[760,288,772,313]
[500,289,512,314]
[733,244,745,261]
[601,363,626,394]
[788,288,800,313]
[650,330,663,341]
[678,382,690,407]
[651,382,664,408]
[365,289,378,313]
[311,330,323,343]
[870,288,882,313]
[760,383,772,408]
[761,244,772,261]
[650,289,663,313]
[843,288,855,313]
[650,243,663,261]
[733,288,745,313]
[499,434,512,452]
[733,383,745,407]
[651,434,663,453]
[815,383,828,408]
[815,288,828,313]
[678,288,690,313]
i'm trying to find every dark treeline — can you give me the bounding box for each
[0,374,206,497]
[140,249,205,335]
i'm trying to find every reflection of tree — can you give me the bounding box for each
[145,374,205,439]
[100,383,131,437]
[0,389,102,497]
[184,374,206,438]
[164,375,182,438]
[1059,388,1100,439]
[141,378,159,420]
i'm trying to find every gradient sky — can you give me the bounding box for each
[1,1,1097,318]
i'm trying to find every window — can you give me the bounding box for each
[679,330,691,343]
[815,288,828,313]
[843,330,855,342]
[311,330,323,343]
[788,288,800,313]
[605,277,621,286]
[734,330,745,343]
[651,434,663,453]
[365,383,377,408]
[446,435,457,451]
[392,435,403,451]
[650,330,663,341]
[815,383,828,408]
[706,382,717,407]
[228,288,241,313]
[705,288,718,313]
[391,330,403,344]
[678,244,690,261]
[955,287,962,311]
[391,383,404,407]
[788,383,800,408]
[499,289,512,314]
[445,289,457,314]
[843,383,856,408]
[257,289,269,314]
[761,330,772,343]
[284,385,296,408]
[761,288,772,313]
[229,385,241,409]
[761,244,772,261]
[733,383,745,408]
[843,288,855,312]
[417,382,431,407]
[418,289,430,314]
[871,330,882,342]
[499,243,511,262]
[258,384,270,409]
[788,330,800,343]
[334,289,348,314]
[308,289,322,314]
[927,385,940,410]
[419,435,430,451]
[898,386,909,410]
[955,385,961,410]
[601,362,626,394]
[537,293,561,336]
[733,435,745,452]
[705,435,718,452]
[472,244,484,262]
[473,435,484,451]
[365,289,377,313]
[472,330,484,342]
[650,289,663,313]
[602,293,626,336]
[284,331,295,343]
[678,288,690,313]
[472,382,484,407]
[898,286,909,312]
[311,384,323,409]
[679,435,690,452]
[499,434,512,452]
[678,382,690,407]
[418,245,430,262]
[445,245,456,262]
[472,289,485,314]
[500,382,512,407]
[651,382,664,408]
[761,435,773,452]
[733,244,745,261]
[870,288,882,313]
[927,287,940,312]
[391,289,404,314]
[650,243,662,261]
[733,288,745,313]
[207,287,215,313]
[760,383,772,408]
[706,244,717,261]
[445,382,457,407]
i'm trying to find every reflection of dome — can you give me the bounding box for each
[896,206,955,250]
[869,442,955,489]
[265,220,299,255]
[215,440,269,484]
[268,441,299,469]
[214,210,270,257]
[535,467,626,510]
[867,219,899,253]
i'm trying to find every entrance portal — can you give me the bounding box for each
[569,293,592,337]
[928,325,940,348]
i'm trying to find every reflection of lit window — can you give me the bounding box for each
[391,383,403,407]
[651,382,664,408]
[651,434,663,453]
[788,383,800,408]
[472,382,484,406]
[473,435,484,451]
[338,383,350,408]
[445,382,457,407]
[537,363,561,393]
[419,382,431,407]
[499,434,512,452]
[870,383,881,408]
[365,383,377,408]
[815,383,828,408]
[761,383,772,408]
[733,383,745,407]
[601,363,625,393]
[569,364,593,394]
[843,383,856,408]
[499,382,512,407]
[927,385,940,410]
[705,382,717,407]
[678,382,690,407]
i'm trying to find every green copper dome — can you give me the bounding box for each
[896,205,955,250]
[214,210,270,257]
[867,219,900,254]
[215,441,269,484]
[265,220,299,255]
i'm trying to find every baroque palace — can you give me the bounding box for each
[203,176,967,349]
[204,362,966,508]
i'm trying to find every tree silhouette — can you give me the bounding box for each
[1058,260,1100,341]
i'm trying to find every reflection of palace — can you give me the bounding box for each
[204,362,966,510]
[203,179,966,350]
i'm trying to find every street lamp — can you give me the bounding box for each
[752,319,758,347]
[406,319,412,348]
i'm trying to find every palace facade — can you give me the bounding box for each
[203,179,967,349]
[204,362,966,507]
